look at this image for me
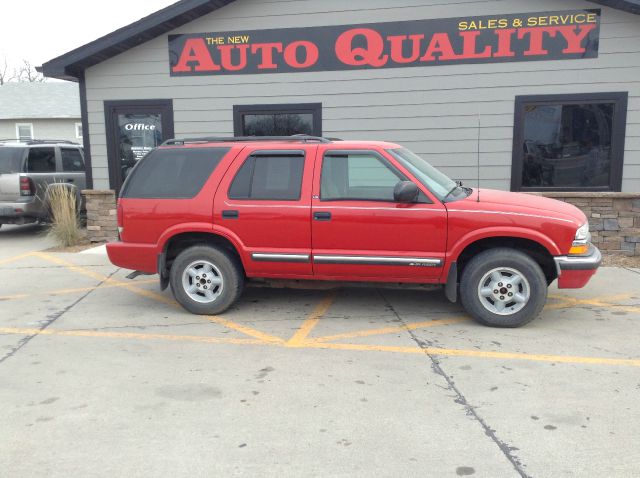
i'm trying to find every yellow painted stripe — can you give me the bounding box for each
[206,315,285,344]
[35,252,285,344]
[0,279,159,302]
[313,317,469,343]
[287,291,336,346]
[0,327,264,346]
[302,341,640,367]
[1,326,638,368]
[0,252,34,266]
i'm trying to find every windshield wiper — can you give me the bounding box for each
[443,185,461,201]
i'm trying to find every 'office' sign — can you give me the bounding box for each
[168,9,600,76]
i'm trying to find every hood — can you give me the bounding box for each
[450,188,586,225]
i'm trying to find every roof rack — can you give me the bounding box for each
[0,139,80,145]
[161,134,339,146]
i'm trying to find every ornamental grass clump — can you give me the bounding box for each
[47,186,81,247]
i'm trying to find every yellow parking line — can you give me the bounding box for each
[34,252,285,344]
[0,294,29,301]
[302,341,640,367]
[287,291,336,346]
[313,317,469,343]
[0,279,159,302]
[0,327,264,346]
[1,325,638,368]
[0,252,34,266]
[206,315,285,344]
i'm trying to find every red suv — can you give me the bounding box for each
[107,135,600,328]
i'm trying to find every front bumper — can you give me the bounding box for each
[554,244,601,289]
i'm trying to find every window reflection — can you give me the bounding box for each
[243,113,313,136]
[521,103,613,188]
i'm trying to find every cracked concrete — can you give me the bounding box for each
[1,224,640,477]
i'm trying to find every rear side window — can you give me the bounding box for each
[121,147,230,199]
[0,147,25,173]
[61,148,85,172]
[229,152,305,201]
[26,148,56,173]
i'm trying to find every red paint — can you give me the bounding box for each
[107,140,598,290]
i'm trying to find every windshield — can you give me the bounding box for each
[387,147,458,200]
[0,147,25,174]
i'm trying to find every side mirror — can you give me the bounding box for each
[393,181,419,203]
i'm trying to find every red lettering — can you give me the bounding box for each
[251,43,284,69]
[458,31,492,59]
[493,29,516,58]
[518,27,557,56]
[557,24,596,53]
[172,38,220,73]
[335,28,388,67]
[388,34,425,64]
[420,33,459,62]
[284,41,319,69]
[218,45,249,71]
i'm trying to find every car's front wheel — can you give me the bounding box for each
[170,245,244,315]
[459,248,547,328]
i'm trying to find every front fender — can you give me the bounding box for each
[447,227,561,270]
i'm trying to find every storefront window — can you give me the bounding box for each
[511,93,627,192]
[234,103,322,137]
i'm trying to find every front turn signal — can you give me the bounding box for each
[569,244,589,255]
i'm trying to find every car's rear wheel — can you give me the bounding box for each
[459,248,547,328]
[170,245,244,315]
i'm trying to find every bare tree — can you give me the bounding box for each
[0,56,9,85]
[13,59,45,83]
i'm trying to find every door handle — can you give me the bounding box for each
[222,210,239,219]
[66,179,75,183]
[313,211,332,221]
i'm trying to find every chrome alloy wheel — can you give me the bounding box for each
[181,260,224,304]
[477,267,530,316]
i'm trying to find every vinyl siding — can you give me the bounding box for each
[84,0,640,191]
[0,118,81,143]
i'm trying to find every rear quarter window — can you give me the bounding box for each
[121,147,230,199]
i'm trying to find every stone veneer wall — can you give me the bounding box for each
[533,192,640,256]
[82,190,118,243]
[79,189,640,255]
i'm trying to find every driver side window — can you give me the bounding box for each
[321,151,405,202]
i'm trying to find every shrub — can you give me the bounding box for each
[47,186,81,247]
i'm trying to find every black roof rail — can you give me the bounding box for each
[161,134,339,146]
[26,139,80,145]
[0,139,80,145]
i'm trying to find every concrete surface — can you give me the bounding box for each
[0,225,639,478]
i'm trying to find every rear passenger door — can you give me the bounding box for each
[214,146,315,277]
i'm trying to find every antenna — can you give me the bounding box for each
[477,113,481,203]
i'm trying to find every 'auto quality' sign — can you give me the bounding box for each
[168,9,600,76]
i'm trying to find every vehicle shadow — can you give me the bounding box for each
[0,223,49,238]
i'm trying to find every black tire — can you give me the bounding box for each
[459,248,547,328]
[170,245,244,315]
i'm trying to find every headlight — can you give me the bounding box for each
[575,223,590,242]
[569,222,590,255]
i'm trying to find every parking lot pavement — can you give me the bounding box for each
[0,224,53,260]
[1,240,639,477]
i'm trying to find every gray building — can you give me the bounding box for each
[41,0,640,194]
[0,82,82,143]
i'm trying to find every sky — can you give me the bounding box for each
[0,0,177,72]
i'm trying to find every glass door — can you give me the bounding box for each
[105,100,174,192]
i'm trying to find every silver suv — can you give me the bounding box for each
[0,140,86,227]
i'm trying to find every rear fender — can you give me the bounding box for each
[156,223,249,268]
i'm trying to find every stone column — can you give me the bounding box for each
[82,190,118,243]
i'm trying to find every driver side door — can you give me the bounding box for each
[311,148,447,281]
